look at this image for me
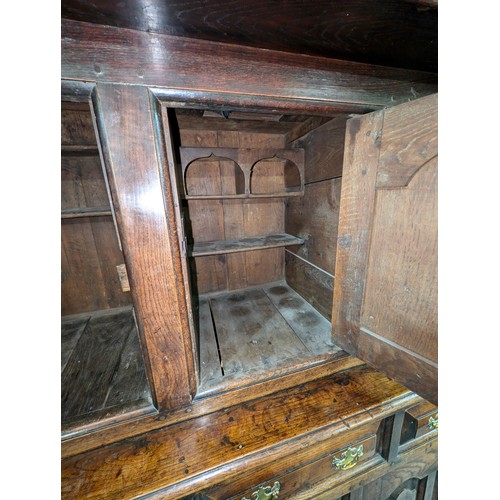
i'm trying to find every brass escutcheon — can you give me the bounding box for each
[241,481,281,500]
[332,444,364,470]
[428,414,438,430]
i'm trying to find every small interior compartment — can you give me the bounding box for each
[184,156,246,197]
[168,108,350,395]
[250,157,302,195]
[61,102,154,434]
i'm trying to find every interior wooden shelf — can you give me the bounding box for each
[197,281,342,396]
[189,233,304,257]
[62,207,112,218]
[182,192,304,200]
[61,145,100,156]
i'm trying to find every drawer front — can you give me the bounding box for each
[400,400,438,446]
[230,434,378,500]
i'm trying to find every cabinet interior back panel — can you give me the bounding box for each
[179,121,287,293]
[61,111,131,316]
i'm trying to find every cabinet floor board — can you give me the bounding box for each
[61,308,154,432]
[198,281,342,394]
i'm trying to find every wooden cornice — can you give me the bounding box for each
[62,19,437,113]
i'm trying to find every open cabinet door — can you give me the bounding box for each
[332,94,437,405]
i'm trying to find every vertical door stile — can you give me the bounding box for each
[90,83,196,411]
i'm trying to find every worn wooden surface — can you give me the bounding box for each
[190,233,304,257]
[62,354,364,455]
[61,113,130,316]
[61,365,415,499]
[61,19,437,113]
[332,94,438,405]
[400,401,438,446]
[286,178,342,275]
[178,115,288,294]
[310,436,437,500]
[61,0,437,72]
[61,105,97,146]
[91,84,196,410]
[285,251,334,321]
[61,308,152,429]
[196,282,342,393]
[291,116,349,184]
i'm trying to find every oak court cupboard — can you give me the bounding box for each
[61,4,438,498]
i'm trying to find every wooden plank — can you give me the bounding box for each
[218,130,248,291]
[209,288,310,376]
[180,128,228,294]
[91,83,196,410]
[61,310,135,421]
[61,207,112,218]
[332,96,438,405]
[61,106,97,146]
[61,218,109,315]
[238,132,287,287]
[61,316,90,373]
[377,93,438,188]
[197,298,223,386]
[361,159,438,362]
[104,315,152,408]
[291,115,350,183]
[61,365,413,499]
[61,19,437,110]
[262,283,341,356]
[178,114,295,134]
[331,110,384,354]
[285,250,334,321]
[63,355,366,455]
[190,233,304,257]
[285,178,342,274]
[61,0,437,73]
[285,116,332,144]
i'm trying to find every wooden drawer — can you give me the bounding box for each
[230,434,377,500]
[400,400,438,448]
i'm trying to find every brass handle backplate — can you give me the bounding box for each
[428,414,438,430]
[241,481,281,500]
[332,444,364,470]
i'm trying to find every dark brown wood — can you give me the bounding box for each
[61,309,152,427]
[61,128,130,315]
[61,207,112,218]
[61,0,437,72]
[62,354,366,456]
[208,287,311,377]
[285,250,334,320]
[180,146,305,197]
[332,94,438,405]
[400,401,438,446]
[61,317,89,373]
[61,105,97,146]
[262,282,341,356]
[291,116,350,184]
[190,233,304,257]
[178,119,289,294]
[90,83,196,410]
[312,438,437,500]
[285,178,342,274]
[61,365,413,499]
[61,19,437,113]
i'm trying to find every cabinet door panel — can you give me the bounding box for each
[332,94,437,404]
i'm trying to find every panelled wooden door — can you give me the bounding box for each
[332,94,437,405]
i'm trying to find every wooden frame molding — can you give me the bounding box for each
[90,83,196,411]
[62,19,437,112]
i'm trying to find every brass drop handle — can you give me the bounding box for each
[332,444,364,470]
[428,413,438,430]
[241,481,281,500]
